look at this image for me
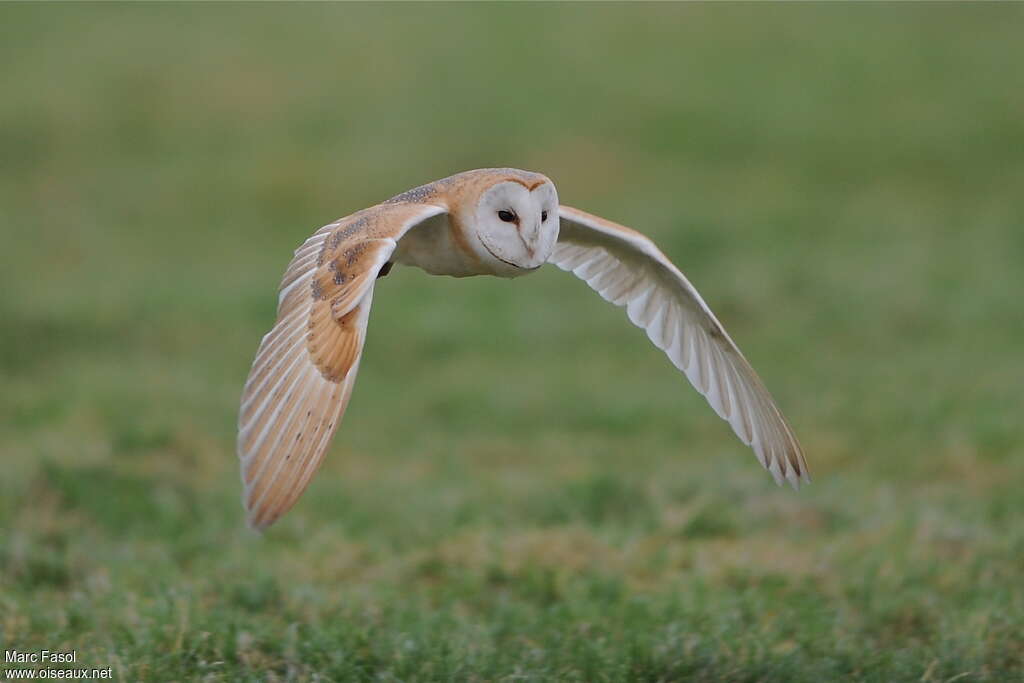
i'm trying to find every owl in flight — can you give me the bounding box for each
[238,168,808,529]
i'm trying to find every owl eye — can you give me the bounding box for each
[497,210,517,223]
[541,210,548,222]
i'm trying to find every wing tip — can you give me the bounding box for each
[785,466,801,491]
[245,515,268,532]
[763,444,812,491]
[246,513,274,532]
[785,453,812,491]
[243,492,281,532]
[797,458,812,486]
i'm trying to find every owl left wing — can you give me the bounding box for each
[550,205,809,487]
[238,202,447,529]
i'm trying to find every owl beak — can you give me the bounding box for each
[528,220,544,253]
[525,222,550,267]
[517,222,541,259]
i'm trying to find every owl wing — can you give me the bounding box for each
[551,205,809,487]
[238,202,447,529]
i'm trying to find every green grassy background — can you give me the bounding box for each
[2,4,1023,681]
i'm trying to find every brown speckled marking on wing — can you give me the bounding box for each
[303,204,444,384]
[307,298,364,383]
[307,237,393,382]
[237,200,447,529]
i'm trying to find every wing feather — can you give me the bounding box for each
[238,203,446,529]
[551,205,809,487]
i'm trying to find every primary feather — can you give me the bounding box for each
[552,206,808,487]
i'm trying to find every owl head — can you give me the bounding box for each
[460,172,560,275]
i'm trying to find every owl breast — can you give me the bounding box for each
[392,212,490,278]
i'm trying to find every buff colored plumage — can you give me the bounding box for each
[237,168,808,529]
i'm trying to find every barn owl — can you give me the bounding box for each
[238,168,808,529]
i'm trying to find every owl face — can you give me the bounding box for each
[469,180,559,276]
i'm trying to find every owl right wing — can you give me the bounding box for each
[550,205,808,487]
[237,202,447,529]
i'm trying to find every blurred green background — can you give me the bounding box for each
[2,4,1022,681]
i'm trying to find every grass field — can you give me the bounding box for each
[2,4,1023,681]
